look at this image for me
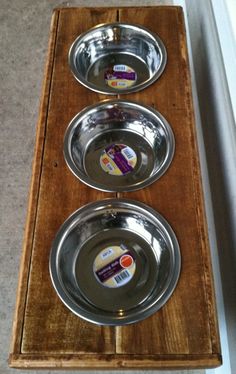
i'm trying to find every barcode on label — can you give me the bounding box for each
[114,269,130,285]
[122,147,134,160]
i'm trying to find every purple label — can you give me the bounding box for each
[96,251,133,283]
[104,71,136,81]
[105,144,133,174]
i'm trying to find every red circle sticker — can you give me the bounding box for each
[120,254,133,268]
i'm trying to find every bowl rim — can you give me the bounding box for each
[49,198,181,325]
[68,22,167,95]
[63,99,175,192]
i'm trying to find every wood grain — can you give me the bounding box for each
[9,353,221,370]
[9,6,221,369]
[9,10,60,356]
[16,8,117,355]
[116,6,220,356]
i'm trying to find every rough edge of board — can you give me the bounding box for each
[175,7,221,355]
[9,353,222,369]
[8,9,60,362]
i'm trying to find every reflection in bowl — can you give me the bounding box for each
[50,199,181,325]
[68,23,167,94]
[64,100,175,192]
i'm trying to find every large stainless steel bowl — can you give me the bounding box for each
[68,23,167,94]
[64,100,175,192]
[49,199,181,325]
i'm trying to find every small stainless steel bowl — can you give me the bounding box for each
[68,23,167,94]
[49,199,181,325]
[64,100,175,192]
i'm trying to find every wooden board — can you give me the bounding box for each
[9,6,222,369]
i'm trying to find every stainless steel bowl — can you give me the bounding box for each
[49,199,181,325]
[64,100,175,192]
[68,23,167,94]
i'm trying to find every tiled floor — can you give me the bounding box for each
[0,1,204,373]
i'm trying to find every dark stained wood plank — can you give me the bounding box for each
[20,8,118,354]
[116,6,220,357]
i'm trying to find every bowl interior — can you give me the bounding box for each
[69,23,166,93]
[50,200,180,325]
[65,101,174,192]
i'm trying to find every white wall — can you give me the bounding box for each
[174,1,236,373]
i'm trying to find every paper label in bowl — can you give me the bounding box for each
[104,65,137,89]
[93,245,136,288]
[100,143,137,176]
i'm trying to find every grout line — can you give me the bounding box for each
[117,9,120,22]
